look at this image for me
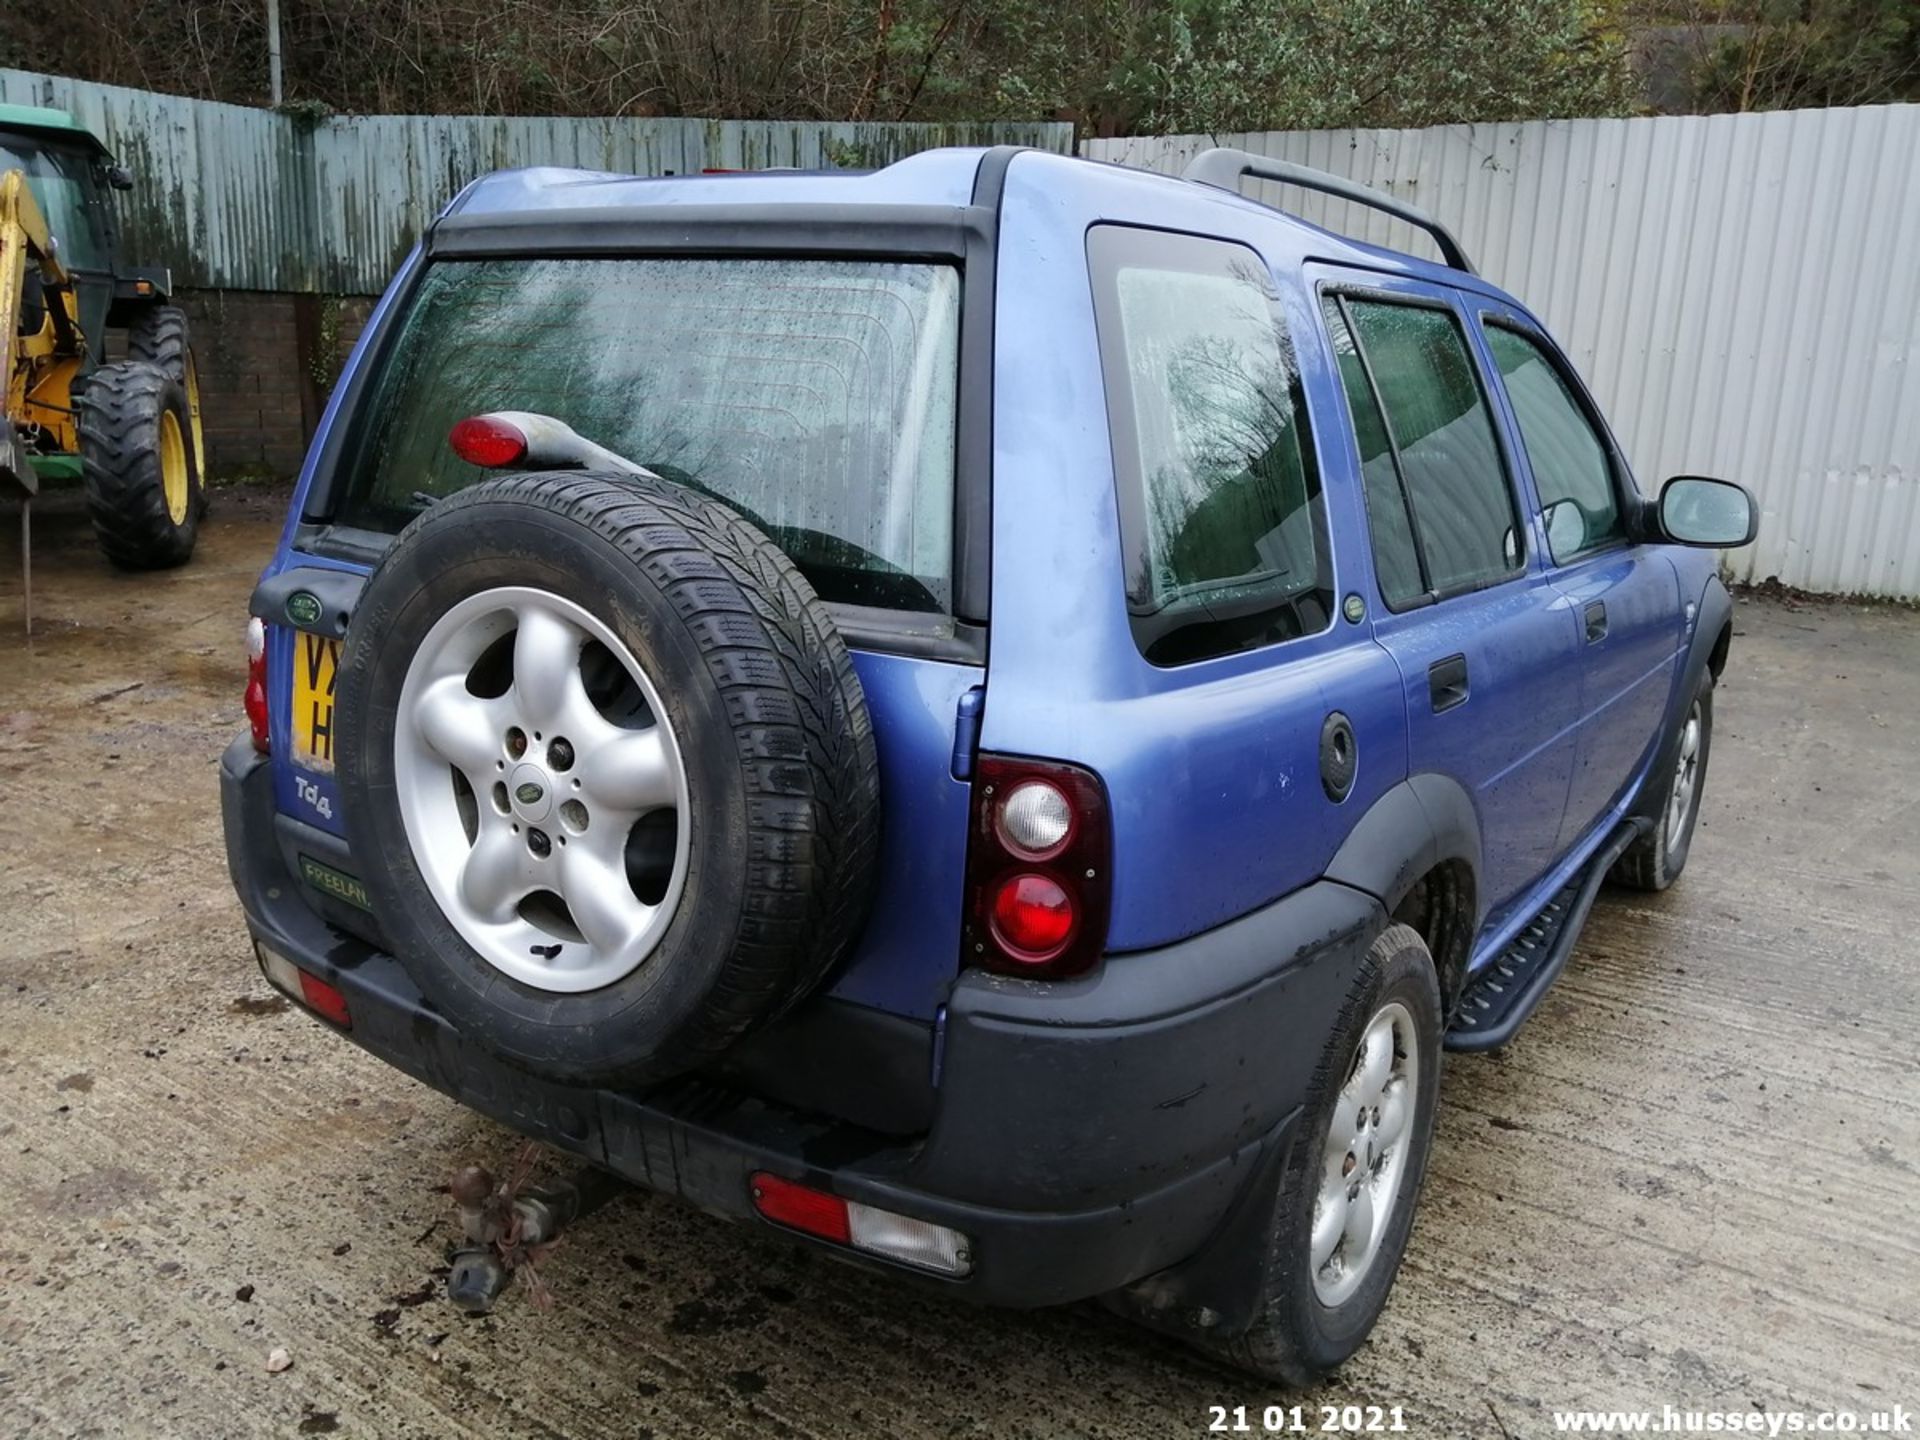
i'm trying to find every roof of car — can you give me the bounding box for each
[0,102,109,153]
[441,147,1507,302]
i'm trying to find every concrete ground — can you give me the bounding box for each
[1,489,1914,1440]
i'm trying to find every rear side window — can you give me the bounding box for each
[1324,295,1522,607]
[1483,325,1626,563]
[337,257,960,613]
[1088,225,1331,666]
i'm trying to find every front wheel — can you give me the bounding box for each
[1611,672,1714,892]
[1209,924,1443,1385]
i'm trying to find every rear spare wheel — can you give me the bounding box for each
[77,359,202,570]
[335,472,880,1087]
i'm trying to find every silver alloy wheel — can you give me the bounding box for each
[1311,1000,1419,1307]
[1666,699,1703,849]
[393,586,690,993]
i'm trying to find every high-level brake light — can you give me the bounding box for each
[448,414,529,468]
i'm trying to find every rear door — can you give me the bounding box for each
[1470,311,1681,849]
[270,240,990,1023]
[1314,274,1584,920]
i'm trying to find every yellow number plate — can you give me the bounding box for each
[291,632,339,772]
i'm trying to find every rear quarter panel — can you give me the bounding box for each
[983,155,1412,950]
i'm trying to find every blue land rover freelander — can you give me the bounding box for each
[222,147,1756,1382]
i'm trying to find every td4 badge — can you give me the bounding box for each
[294,774,335,822]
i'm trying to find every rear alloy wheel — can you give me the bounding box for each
[394,586,691,993]
[1309,1001,1421,1307]
[1207,924,1442,1385]
[77,359,202,569]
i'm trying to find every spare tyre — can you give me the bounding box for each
[335,471,880,1088]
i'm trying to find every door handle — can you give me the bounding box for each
[1585,600,1608,644]
[1428,653,1469,713]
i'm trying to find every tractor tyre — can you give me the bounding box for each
[78,360,203,570]
[126,304,189,373]
[125,304,208,514]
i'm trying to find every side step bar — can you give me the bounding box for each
[1445,822,1642,1052]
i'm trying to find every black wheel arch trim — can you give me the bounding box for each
[1631,572,1731,826]
[1320,774,1481,1010]
[1322,773,1482,924]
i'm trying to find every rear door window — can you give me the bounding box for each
[1322,298,1425,610]
[1326,294,1524,606]
[337,257,961,613]
[1482,324,1626,563]
[1088,225,1331,666]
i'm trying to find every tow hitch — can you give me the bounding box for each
[444,1145,627,1314]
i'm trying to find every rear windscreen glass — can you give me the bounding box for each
[336,257,961,613]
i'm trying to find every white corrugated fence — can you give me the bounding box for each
[1088,110,1920,598]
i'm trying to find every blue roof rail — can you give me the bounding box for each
[1182,147,1476,275]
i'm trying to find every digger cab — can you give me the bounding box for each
[0,103,169,349]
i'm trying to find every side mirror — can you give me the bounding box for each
[106,165,134,191]
[1657,476,1757,548]
[1542,498,1587,560]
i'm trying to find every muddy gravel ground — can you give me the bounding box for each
[1,488,1915,1440]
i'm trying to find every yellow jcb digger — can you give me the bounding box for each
[2,101,207,599]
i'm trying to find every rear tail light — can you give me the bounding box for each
[245,616,270,752]
[749,1172,972,1276]
[964,756,1110,978]
[255,940,351,1029]
[448,414,529,468]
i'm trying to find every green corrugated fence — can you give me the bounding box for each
[0,68,1074,294]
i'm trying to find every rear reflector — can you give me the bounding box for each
[749,1172,850,1243]
[255,941,351,1029]
[298,971,353,1028]
[749,1172,971,1277]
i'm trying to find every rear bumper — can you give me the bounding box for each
[222,736,1383,1308]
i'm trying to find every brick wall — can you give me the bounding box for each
[171,289,377,482]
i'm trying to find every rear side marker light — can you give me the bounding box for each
[255,941,351,1029]
[245,617,270,753]
[749,1173,972,1277]
[449,414,529,468]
